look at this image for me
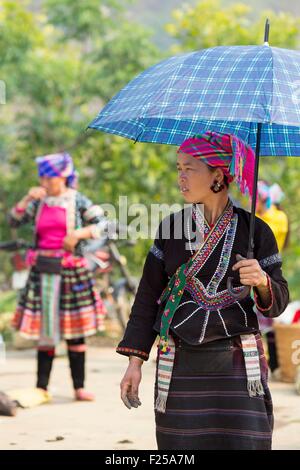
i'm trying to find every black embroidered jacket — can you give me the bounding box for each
[117,204,289,361]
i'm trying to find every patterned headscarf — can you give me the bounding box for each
[257,180,272,209]
[178,131,255,198]
[36,152,77,188]
[269,183,285,205]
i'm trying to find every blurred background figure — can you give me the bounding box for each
[257,181,289,252]
[256,180,289,378]
[8,152,108,402]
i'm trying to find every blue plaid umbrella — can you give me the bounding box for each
[88,47,300,155]
[88,21,300,298]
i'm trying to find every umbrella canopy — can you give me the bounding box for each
[88,44,300,155]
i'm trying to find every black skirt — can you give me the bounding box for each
[154,334,273,450]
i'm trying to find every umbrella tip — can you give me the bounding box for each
[263,18,270,46]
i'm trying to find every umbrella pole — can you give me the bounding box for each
[227,19,269,299]
[247,122,262,259]
[247,17,269,255]
[226,123,262,299]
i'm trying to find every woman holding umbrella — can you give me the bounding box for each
[117,132,289,450]
[9,152,107,401]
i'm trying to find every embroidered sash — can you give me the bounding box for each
[155,202,264,413]
[157,201,236,354]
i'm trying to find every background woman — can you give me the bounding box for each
[9,152,107,401]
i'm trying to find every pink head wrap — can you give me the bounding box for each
[178,131,255,198]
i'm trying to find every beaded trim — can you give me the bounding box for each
[206,214,238,295]
[157,202,235,306]
[150,244,164,261]
[173,213,243,341]
[187,202,234,278]
[199,310,210,343]
[185,280,244,310]
[192,204,210,233]
[182,214,242,310]
[259,253,282,269]
[253,274,274,312]
[236,301,248,327]
[187,204,210,253]
[116,346,149,359]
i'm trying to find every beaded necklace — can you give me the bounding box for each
[187,200,231,255]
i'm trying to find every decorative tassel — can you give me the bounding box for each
[240,333,265,398]
[155,394,168,413]
[247,380,265,397]
[155,336,176,414]
[158,337,171,355]
[230,134,255,199]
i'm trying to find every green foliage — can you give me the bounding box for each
[0,290,16,314]
[166,0,300,51]
[45,0,123,41]
[0,0,178,280]
[0,0,43,65]
[1,0,300,302]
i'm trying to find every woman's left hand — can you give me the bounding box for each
[232,255,268,288]
[63,232,80,252]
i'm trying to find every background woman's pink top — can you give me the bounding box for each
[36,203,67,250]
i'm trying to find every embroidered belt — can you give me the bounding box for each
[26,249,87,269]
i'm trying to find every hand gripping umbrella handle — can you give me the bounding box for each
[226,251,254,300]
[227,112,262,301]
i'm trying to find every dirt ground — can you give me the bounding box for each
[0,346,300,450]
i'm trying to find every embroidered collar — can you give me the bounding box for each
[158,200,235,355]
[43,189,75,208]
[187,199,233,277]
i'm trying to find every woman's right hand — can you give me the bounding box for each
[26,187,47,201]
[15,187,46,211]
[120,358,143,409]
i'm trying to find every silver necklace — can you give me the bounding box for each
[187,204,205,254]
[44,189,74,207]
[187,199,232,255]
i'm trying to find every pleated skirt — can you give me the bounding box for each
[155,333,273,450]
[12,265,107,340]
